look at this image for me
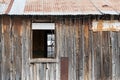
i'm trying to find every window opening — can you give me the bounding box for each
[32,23,55,58]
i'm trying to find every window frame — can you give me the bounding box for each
[30,22,58,63]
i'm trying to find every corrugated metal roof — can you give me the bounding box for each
[91,0,118,14]
[0,0,12,14]
[9,0,26,15]
[23,0,101,15]
[1,0,120,15]
[110,0,120,13]
[23,0,120,15]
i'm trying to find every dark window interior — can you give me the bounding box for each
[32,30,55,58]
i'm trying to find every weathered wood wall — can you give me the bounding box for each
[0,16,120,80]
[56,17,120,80]
[0,16,31,80]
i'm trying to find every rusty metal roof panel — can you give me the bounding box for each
[1,0,120,15]
[9,0,26,15]
[0,3,6,14]
[110,0,120,13]
[0,0,12,14]
[23,0,101,15]
[74,0,101,15]
[91,0,118,15]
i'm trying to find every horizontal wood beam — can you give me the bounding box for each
[30,58,58,63]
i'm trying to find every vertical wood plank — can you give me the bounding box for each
[82,18,85,80]
[111,32,120,80]
[117,32,120,79]
[22,18,31,80]
[61,18,65,57]
[0,62,2,80]
[56,20,60,80]
[47,64,55,80]
[68,18,72,80]
[75,19,80,80]
[88,18,93,80]
[93,31,102,80]
[111,32,116,80]
[1,16,11,80]
[61,57,68,80]
[0,16,2,80]
[68,18,76,80]
[33,64,37,80]
[84,19,89,80]
[90,29,95,80]
[109,32,112,80]
[102,32,112,80]
[67,18,77,80]
[46,64,49,80]
[73,18,77,80]
[115,32,120,80]
[30,64,34,80]
[0,16,1,62]
[36,64,40,80]
[78,18,84,80]
[12,17,22,80]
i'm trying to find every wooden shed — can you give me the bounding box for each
[0,0,120,80]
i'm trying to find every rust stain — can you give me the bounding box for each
[5,0,14,14]
[2,25,6,33]
[84,23,89,38]
[84,23,89,80]
[1,0,120,15]
[24,0,98,13]
[97,20,103,31]
[75,20,79,53]
[84,22,89,48]
[13,17,22,36]
[93,20,120,31]
[2,16,10,33]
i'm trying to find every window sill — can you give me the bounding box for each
[30,58,58,63]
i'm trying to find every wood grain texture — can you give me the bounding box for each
[12,17,22,80]
[0,16,31,80]
[0,16,2,80]
[0,16,120,80]
[1,16,11,80]
[30,58,57,63]
[22,18,31,80]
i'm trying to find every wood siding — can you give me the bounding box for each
[0,16,120,80]
[0,16,2,80]
[0,16,31,80]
